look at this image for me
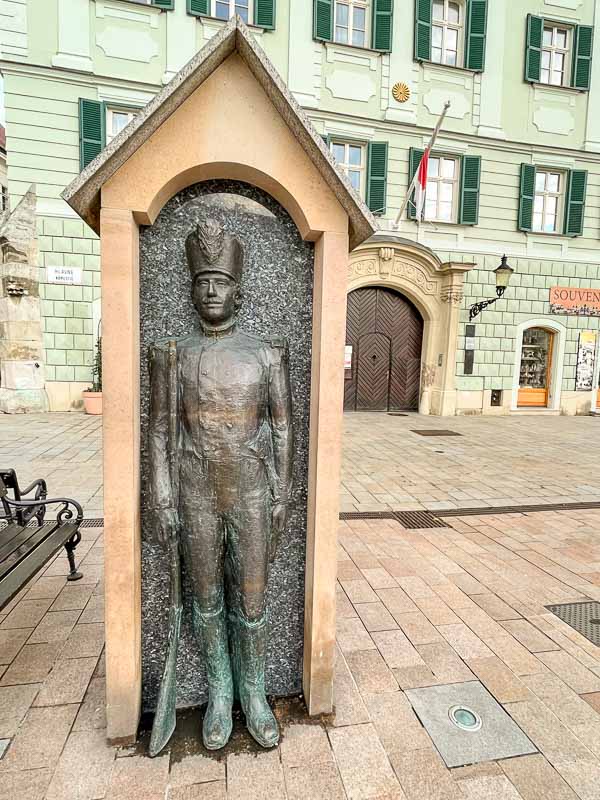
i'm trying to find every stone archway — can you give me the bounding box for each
[347,235,474,416]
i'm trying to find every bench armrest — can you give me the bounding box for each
[19,478,48,502]
[0,480,83,528]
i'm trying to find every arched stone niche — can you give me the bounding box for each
[347,235,474,415]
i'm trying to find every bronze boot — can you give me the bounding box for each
[195,602,234,750]
[236,614,279,748]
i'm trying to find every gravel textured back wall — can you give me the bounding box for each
[139,181,313,711]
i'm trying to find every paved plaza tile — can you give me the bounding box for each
[1,411,600,798]
[341,412,600,512]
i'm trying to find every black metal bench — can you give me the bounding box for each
[0,471,84,609]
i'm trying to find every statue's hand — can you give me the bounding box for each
[269,502,288,562]
[156,508,179,545]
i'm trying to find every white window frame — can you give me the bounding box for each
[330,140,367,198]
[532,168,565,234]
[431,0,464,68]
[212,0,252,24]
[105,107,138,144]
[424,154,460,224]
[541,23,572,87]
[334,0,370,49]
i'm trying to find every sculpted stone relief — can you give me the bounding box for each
[391,259,438,295]
[348,253,440,299]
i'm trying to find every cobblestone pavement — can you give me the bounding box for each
[0,413,103,517]
[2,412,600,799]
[342,412,600,513]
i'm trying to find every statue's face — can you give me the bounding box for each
[193,271,240,326]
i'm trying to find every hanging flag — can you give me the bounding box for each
[414,148,430,221]
[394,101,451,228]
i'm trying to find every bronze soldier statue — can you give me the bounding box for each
[148,218,293,753]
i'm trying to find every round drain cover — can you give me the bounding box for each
[448,705,482,732]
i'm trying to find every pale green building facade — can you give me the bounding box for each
[1,0,600,414]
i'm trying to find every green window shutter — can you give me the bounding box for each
[465,0,487,71]
[372,0,393,52]
[187,0,209,16]
[314,0,333,41]
[366,142,388,215]
[572,25,593,90]
[518,163,536,231]
[79,98,105,172]
[407,148,424,220]
[414,0,432,61]
[459,155,481,225]
[151,0,174,9]
[564,169,587,236]
[255,0,276,29]
[525,14,543,83]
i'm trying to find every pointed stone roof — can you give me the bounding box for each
[62,17,376,250]
[0,184,37,263]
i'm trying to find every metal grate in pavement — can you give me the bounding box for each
[1,517,104,529]
[393,510,450,529]
[411,429,462,437]
[339,510,449,529]
[440,501,600,517]
[388,413,409,417]
[546,601,600,647]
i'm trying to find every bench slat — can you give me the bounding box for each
[0,523,30,553]
[0,522,58,580]
[0,522,79,609]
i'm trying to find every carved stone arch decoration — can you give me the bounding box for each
[347,234,475,416]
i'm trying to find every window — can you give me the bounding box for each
[541,24,571,86]
[1,186,7,212]
[519,164,587,236]
[425,155,459,222]
[212,0,250,24]
[533,169,564,233]
[106,108,137,145]
[334,0,368,48]
[525,16,592,90]
[314,0,393,53]
[431,0,463,67]
[330,141,366,195]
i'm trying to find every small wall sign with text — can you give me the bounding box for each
[344,345,353,370]
[550,286,600,317]
[47,266,83,285]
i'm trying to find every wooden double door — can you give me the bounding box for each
[344,287,423,412]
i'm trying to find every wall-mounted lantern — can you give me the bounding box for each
[469,255,514,321]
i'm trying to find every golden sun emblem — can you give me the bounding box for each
[392,82,411,103]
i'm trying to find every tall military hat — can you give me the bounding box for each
[185,218,243,283]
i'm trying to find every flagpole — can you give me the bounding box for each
[393,100,452,229]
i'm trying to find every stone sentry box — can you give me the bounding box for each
[62,17,375,743]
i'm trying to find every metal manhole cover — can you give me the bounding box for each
[546,601,600,646]
[411,430,462,437]
[393,510,449,529]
